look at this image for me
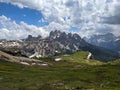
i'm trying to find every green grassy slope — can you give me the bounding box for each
[80,44,119,61]
[0,51,120,90]
[61,51,103,65]
[109,59,120,65]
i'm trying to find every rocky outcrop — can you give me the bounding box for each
[24,35,42,41]
[0,30,119,61]
[22,39,62,57]
[49,30,85,52]
[0,50,18,62]
[0,50,49,66]
[0,39,64,58]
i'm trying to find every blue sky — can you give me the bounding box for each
[0,0,120,39]
[0,2,49,27]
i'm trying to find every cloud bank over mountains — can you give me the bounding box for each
[0,0,120,39]
[0,15,49,39]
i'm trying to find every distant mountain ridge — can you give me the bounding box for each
[0,30,119,61]
[84,33,120,54]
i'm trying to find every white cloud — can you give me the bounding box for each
[43,21,70,32]
[1,0,120,38]
[0,15,49,40]
[111,25,120,36]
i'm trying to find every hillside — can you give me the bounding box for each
[0,51,120,90]
[0,1,120,90]
[0,50,49,66]
[61,51,103,65]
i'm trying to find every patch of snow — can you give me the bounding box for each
[63,54,70,56]
[29,52,42,58]
[10,42,20,47]
[55,50,59,53]
[73,44,78,50]
[59,43,64,48]
[66,45,70,50]
[115,38,120,41]
[18,39,23,42]
[57,34,60,38]
[31,63,36,65]
[0,42,3,45]
[87,52,92,60]
[1,41,21,47]
[36,55,42,58]
[20,62,30,65]
[55,58,62,61]
[38,63,48,66]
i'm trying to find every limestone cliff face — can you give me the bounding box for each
[0,31,84,58]
[0,30,119,61]
[0,39,65,58]
[22,39,61,57]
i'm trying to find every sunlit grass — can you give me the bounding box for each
[0,51,120,90]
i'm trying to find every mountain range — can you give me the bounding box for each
[0,30,119,61]
[84,33,120,54]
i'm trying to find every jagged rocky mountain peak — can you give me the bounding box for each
[0,31,119,61]
[25,35,42,41]
[49,30,82,41]
[49,30,63,39]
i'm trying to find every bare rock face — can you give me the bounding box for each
[0,30,119,61]
[22,39,62,57]
[0,50,19,62]
[49,30,85,52]
[0,40,61,58]
[0,31,84,58]
[24,35,42,41]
